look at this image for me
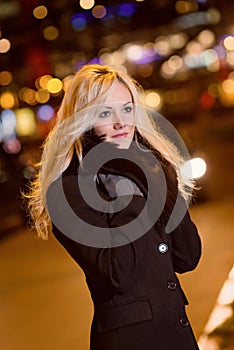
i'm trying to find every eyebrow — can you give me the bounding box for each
[104,101,133,109]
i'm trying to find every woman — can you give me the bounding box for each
[27,64,201,349]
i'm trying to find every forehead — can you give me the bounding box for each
[104,81,132,104]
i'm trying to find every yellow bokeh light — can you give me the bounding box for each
[161,61,176,79]
[175,0,198,14]
[33,5,48,19]
[145,91,162,110]
[186,41,203,54]
[99,52,114,65]
[198,30,215,48]
[43,26,59,41]
[80,0,95,10]
[0,38,11,53]
[15,108,36,137]
[22,88,37,105]
[0,71,13,85]
[222,79,234,94]
[207,7,221,25]
[125,44,142,61]
[39,75,53,89]
[36,89,50,103]
[46,78,63,94]
[112,51,125,65]
[223,36,234,51]
[0,91,15,109]
[168,55,183,70]
[155,37,171,56]
[169,33,188,49]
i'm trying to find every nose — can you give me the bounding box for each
[113,113,126,130]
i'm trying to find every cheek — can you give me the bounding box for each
[93,123,112,136]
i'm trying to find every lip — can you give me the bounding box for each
[112,133,128,138]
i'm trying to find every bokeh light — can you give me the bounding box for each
[169,33,188,49]
[23,165,36,180]
[35,89,50,103]
[186,40,203,54]
[0,38,11,53]
[155,37,171,56]
[80,0,95,10]
[181,157,207,180]
[1,109,16,139]
[198,29,216,48]
[0,71,13,86]
[222,79,234,94]
[38,75,53,89]
[206,7,221,25]
[223,35,234,51]
[71,13,87,31]
[125,44,142,61]
[3,138,21,154]
[0,91,16,109]
[33,5,48,19]
[92,5,107,19]
[46,78,63,94]
[175,0,198,14]
[21,88,37,105]
[15,108,36,137]
[145,90,162,110]
[168,55,183,70]
[43,26,59,40]
[161,61,176,79]
[36,104,55,121]
[118,3,135,17]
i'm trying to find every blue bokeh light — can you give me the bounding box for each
[71,13,87,31]
[37,104,55,121]
[118,3,135,17]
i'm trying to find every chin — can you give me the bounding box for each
[113,139,132,149]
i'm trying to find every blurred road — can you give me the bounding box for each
[0,116,234,350]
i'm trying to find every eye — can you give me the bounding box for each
[123,105,133,113]
[99,110,111,118]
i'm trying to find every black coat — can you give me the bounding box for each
[47,141,202,350]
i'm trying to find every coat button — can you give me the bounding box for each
[158,243,168,254]
[167,281,177,290]
[179,318,189,327]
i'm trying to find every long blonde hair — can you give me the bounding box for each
[25,64,194,239]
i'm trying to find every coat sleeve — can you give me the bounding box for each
[47,175,149,296]
[170,208,202,274]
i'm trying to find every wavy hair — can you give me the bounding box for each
[25,64,194,239]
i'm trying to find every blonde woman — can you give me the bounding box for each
[27,64,201,350]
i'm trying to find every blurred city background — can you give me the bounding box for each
[0,0,234,349]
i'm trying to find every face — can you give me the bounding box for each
[93,81,135,149]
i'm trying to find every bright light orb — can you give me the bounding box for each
[181,157,207,180]
[80,0,95,10]
[0,38,11,53]
[15,108,36,137]
[37,104,55,121]
[46,78,63,94]
[33,5,48,19]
